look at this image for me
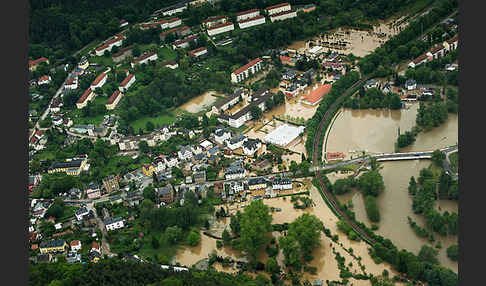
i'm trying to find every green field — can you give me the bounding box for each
[129,112,177,132]
[158,46,177,61]
[449,152,458,173]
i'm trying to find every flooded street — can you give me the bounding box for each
[178,91,222,113]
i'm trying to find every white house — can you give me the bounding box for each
[131,52,158,68]
[172,35,198,49]
[178,146,194,161]
[202,16,228,29]
[214,128,231,145]
[65,78,78,90]
[238,15,266,29]
[272,177,292,190]
[231,58,263,83]
[118,74,136,92]
[95,34,124,56]
[264,2,291,15]
[188,47,208,57]
[76,88,95,109]
[405,79,417,90]
[408,54,428,69]
[90,72,107,89]
[70,240,82,252]
[225,161,246,180]
[120,20,128,28]
[75,207,89,221]
[270,10,297,22]
[38,75,52,85]
[104,217,124,231]
[443,35,458,52]
[168,17,182,28]
[161,3,187,16]
[226,134,247,150]
[207,22,234,36]
[242,138,261,156]
[229,181,244,194]
[364,79,378,90]
[105,90,124,110]
[165,154,179,168]
[236,8,260,22]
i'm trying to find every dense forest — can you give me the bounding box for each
[29,259,274,286]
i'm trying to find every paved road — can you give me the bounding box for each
[85,202,115,257]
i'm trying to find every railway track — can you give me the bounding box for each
[311,75,377,245]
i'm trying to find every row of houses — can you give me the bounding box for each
[408,35,458,68]
[95,34,125,56]
[221,176,293,202]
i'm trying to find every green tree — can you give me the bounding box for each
[431,149,446,166]
[139,141,150,154]
[364,195,380,222]
[186,229,200,246]
[408,176,418,195]
[239,200,272,262]
[265,257,281,275]
[333,178,352,195]
[250,105,263,121]
[146,121,155,132]
[358,170,385,197]
[151,236,160,249]
[143,187,156,203]
[446,244,458,261]
[165,226,183,244]
[46,198,65,219]
[418,245,439,265]
[222,229,231,245]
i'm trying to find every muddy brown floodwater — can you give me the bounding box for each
[178,91,222,113]
[326,105,458,272]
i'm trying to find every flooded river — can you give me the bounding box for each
[327,105,458,272]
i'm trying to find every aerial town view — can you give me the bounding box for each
[28,0,459,285]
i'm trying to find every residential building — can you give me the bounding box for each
[188,47,208,57]
[272,177,292,190]
[118,74,136,92]
[159,2,187,16]
[229,181,244,194]
[86,182,101,199]
[165,154,179,168]
[207,22,234,36]
[228,90,272,128]
[300,84,332,106]
[248,177,267,190]
[194,171,206,183]
[66,251,82,263]
[131,52,158,68]
[242,138,262,156]
[178,145,194,161]
[70,240,82,252]
[207,146,220,157]
[39,240,68,254]
[102,175,120,193]
[200,140,213,150]
[156,184,174,204]
[280,55,296,66]
[172,34,198,49]
[427,44,445,60]
[75,207,89,221]
[48,158,87,176]
[187,0,210,6]
[236,9,260,22]
[212,92,241,113]
[168,17,182,28]
[120,19,129,28]
[160,60,179,69]
[202,16,228,29]
[226,134,247,150]
[29,57,49,71]
[104,217,125,231]
[64,78,78,90]
[238,15,266,29]
[264,2,291,15]
[214,128,232,145]
[301,4,316,13]
[364,79,378,90]
[105,90,124,110]
[322,61,343,71]
[270,9,297,22]
[76,88,95,109]
[160,25,192,41]
[142,164,156,176]
[95,34,125,56]
[443,35,458,52]
[282,69,297,81]
[405,79,417,90]
[225,160,246,180]
[38,75,52,85]
[408,54,428,68]
[91,241,101,253]
[231,58,263,83]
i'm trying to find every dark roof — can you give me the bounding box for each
[157,184,173,196]
[231,91,272,120]
[229,134,246,144]
[104,217,123,225]
[75,207,88,216]
[248,177,267,185]
[214,128,230,137]
[243,138,261,150]
[273,177,291,185]
[39,239,66,249]
[208,146,220,155]
[49,159,84,170]
[214,93,239,109]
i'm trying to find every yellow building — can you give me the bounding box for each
[39,240,68,254]
[48,158,87,176]
[142,164,156,176]
[248,178,267,190]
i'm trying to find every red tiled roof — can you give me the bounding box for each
[233,58,262,75]
[413,54,428,64]
[239,15,265,24]
[120,74,134,87]
[207,21,233,31]
[173,35,198,46]
[280,56,291,62]
[120,19,127,24]
[447,35,458,44]
[77,88,93,103]
[168,17,180,23]
[92,241,100,249]
[302,84,332,104]
[95,35,124,51]
[160,27,182,37]
[29,57,48,67]
[327,152,345,159]
[188,47,207,56]
[39,75,50,81]
[107,90,121,104]
[203,15,227,23]
[66,78,75,85]
[70,240,81,246]
[270,9,296,18]
[91,73,107,86]
[265,2,290,11]
[31,244,39,250]
[112,45,133,57]
[236,9,260,16]
[430,44,444,54]
[134,52,157,63]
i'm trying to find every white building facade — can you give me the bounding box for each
[238,15,266,29]
[231,58,263,83]
[207,22,235,36]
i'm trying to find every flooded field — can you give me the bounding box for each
[179,91,222,113]
[325,104,458,156]
[335,160,458,272]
